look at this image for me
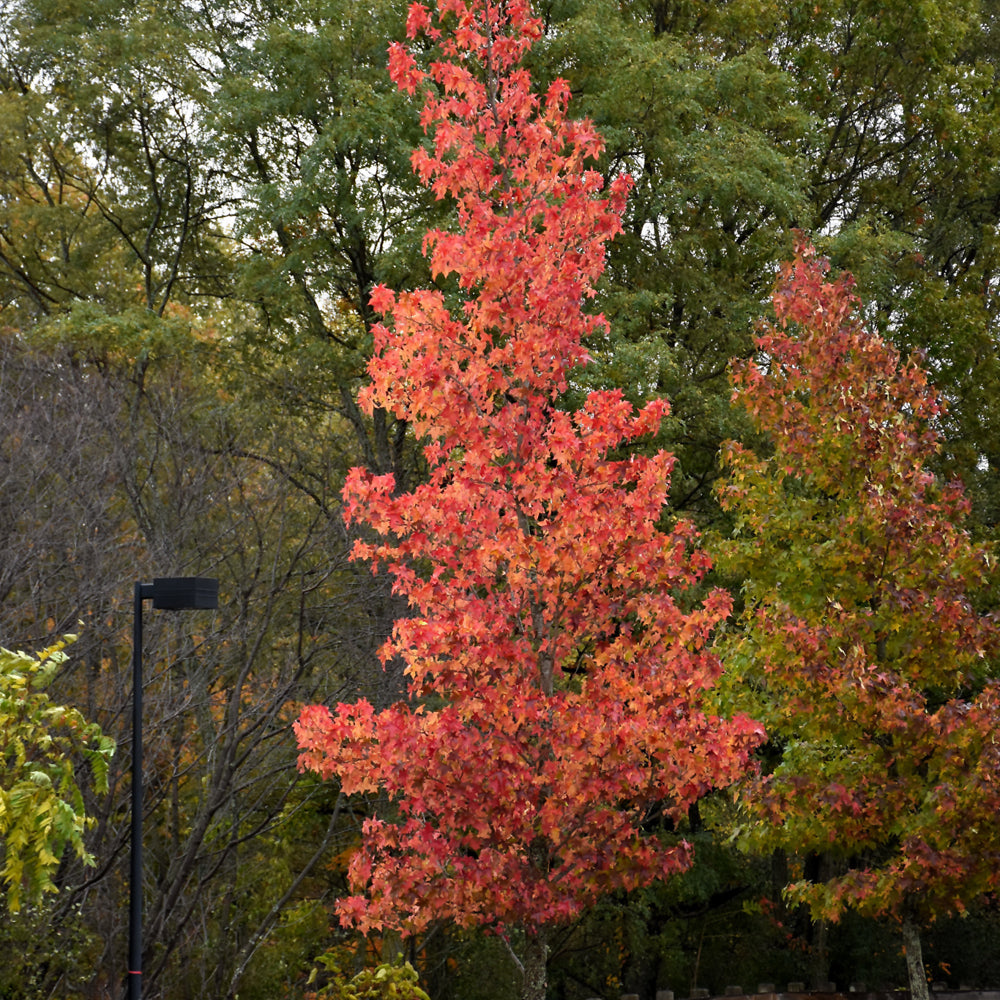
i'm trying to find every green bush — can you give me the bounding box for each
[307,951,431,1000]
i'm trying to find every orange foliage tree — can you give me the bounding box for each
[295,1,762,997]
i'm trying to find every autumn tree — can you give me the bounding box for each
[294,3,762,998]
[715,243,1000,1000]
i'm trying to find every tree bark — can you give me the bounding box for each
[902,912,931,1000]
[521,926,549,1000]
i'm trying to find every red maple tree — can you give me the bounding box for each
[715,242,1000,1000]
[295,2,762,996]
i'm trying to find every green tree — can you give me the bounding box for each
[0,0,230,322]
[186,0,444,496]
[524,0,807,516]
[523,0,1000,523]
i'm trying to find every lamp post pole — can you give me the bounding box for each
[129,583,147,1000]
[129,577,218,1000]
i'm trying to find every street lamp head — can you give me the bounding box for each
[148,577,219,611]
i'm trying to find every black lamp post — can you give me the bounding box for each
[129,578,218,1000]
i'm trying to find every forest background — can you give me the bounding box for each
[2,0,1000,997]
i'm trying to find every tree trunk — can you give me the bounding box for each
[522,927,549,1000]
[902,912,930,1000]
[810,916,829,988]
[804,851,833,986]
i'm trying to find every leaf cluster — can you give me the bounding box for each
[308,952,431,1000]
[0,636,113,912]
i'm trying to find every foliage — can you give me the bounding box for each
[715,242,1000,996]
[296,2,762,998]
[516,0,1000,523]
[2,0,1000,994]
[308,952,431,1000]
[0,897,101,999]
[533,0,807,513]
[0,636,113,912]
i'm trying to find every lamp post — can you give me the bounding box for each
[130,578,218,1000]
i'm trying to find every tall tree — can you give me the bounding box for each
[715,243,999,1000]
[295,3,762,998]
[524,0,808,517]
